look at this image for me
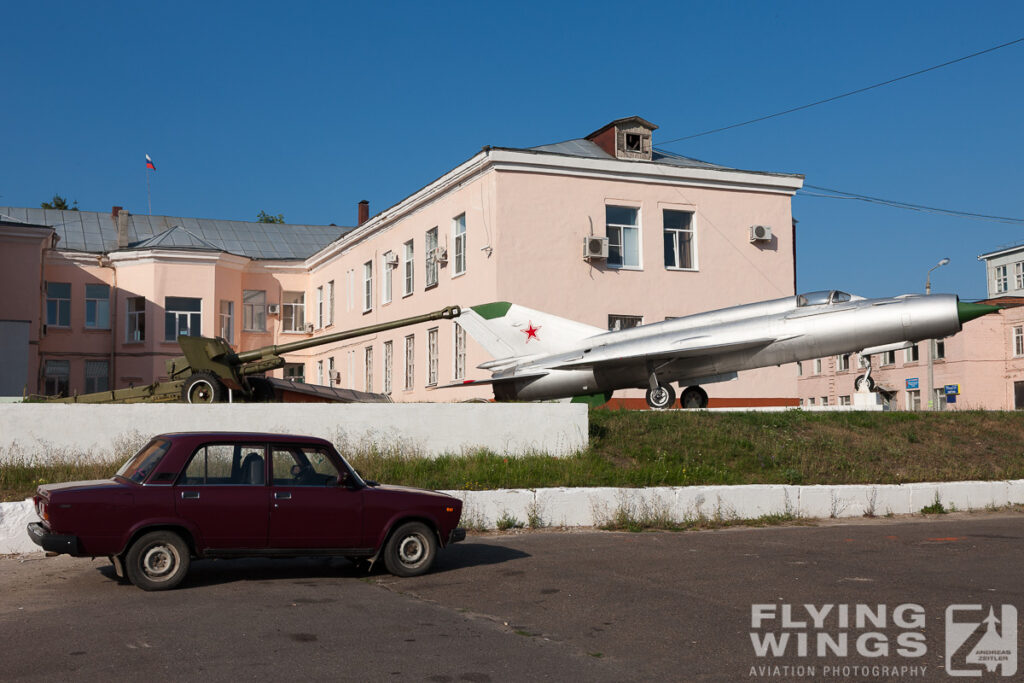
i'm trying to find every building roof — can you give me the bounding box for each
[0,207,352,260]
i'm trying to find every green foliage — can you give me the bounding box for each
[920,493,947,514]
[496,511,525,530]
[40,194,78,211]
[257,210,285,224]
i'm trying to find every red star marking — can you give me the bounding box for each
[522,321,541,343]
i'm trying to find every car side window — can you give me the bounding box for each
[272,446,340,487]
[181,444,265,486]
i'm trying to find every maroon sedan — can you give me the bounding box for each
[28,432,465,590]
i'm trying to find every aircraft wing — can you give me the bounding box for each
[550,335,792,370]
[428,370,550,391]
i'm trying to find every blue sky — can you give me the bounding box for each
[3,1,1021,300]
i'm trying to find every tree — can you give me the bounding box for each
[257,210,285,224]
[41,194,78,211]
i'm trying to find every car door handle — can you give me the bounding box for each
[274,491,292,500]
[181,491,200,500]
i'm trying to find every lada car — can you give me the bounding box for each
[28,432,465,590]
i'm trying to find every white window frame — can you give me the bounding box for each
[381,252,393,304]
[316,359,324,386]
[403,240,414,296]
[425,227,439,288]
[839,395,851,406]
[363,261,373,312]
[328,356,335,386]
[933,339,945,360]
[44,359,70,396]
[427,327,439,386]
[905,344,920,363]
[282,292,306,333]
[837,353,851,372]
[219,300,234,343]
[347,350,356,389]
[85,284,111,330]
[242,290,266,332]
[164,296,202,342]
[663,209,696,271]
[813,358,822,374]
[85,359,109,393]
[1016,262,1024,290]
[606,205,641,269]
[383,340,393,395]
[1014,326,1024,357]
[995,264,1008,293]
[881,350,896,366]
[453,214,466,276]
[404,334,415,390]
[316,286,324,328]
[126,296,146,343]
[906,389,921,411]
[46,282,71,328]
[365,346,374,393]
[326,280,334,326]
[454,322,466,380]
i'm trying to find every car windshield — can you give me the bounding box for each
[116,439,171,483]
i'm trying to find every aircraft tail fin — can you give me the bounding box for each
[458,302,604,361]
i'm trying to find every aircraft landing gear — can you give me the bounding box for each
[680,385,709,409]
[645,384,676,410]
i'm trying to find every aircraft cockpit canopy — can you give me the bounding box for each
[796,290,853,307]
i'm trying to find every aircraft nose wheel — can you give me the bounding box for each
[645,384,676,410]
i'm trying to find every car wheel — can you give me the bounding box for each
[383,522,437,577]
[125,531,191,591]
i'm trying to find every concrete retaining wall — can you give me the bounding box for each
[0,403,588,462]
[5,479,1022,555]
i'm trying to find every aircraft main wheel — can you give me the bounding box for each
[854,374,875,392]
[182,372,226,404]
[645,384,676,410]
[680,385,709,409]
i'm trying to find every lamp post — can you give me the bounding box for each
[925,257,950,410]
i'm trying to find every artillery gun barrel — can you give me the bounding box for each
[235,305,461,363]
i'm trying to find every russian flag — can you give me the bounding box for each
[145,154,156,171]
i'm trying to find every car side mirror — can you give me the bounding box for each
[338,471,356,489]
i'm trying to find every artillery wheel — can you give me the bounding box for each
[680,385,709,409]
[182,372,226,404]
[645,384,676,410]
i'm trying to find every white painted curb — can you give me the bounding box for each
[5,479,1022,556]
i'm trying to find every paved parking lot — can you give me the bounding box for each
[1,512,1022,681]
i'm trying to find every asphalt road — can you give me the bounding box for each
[1,512,1022,682]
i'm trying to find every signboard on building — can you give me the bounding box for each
[906,378,919,390]
[944,384,960,396]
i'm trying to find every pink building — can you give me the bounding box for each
[1,117,805,406]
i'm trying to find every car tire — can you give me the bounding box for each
[125,531,191,591]
[383,522,437,577]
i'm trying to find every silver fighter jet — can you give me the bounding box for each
[441,291,999,409]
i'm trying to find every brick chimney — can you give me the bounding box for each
[115,208,131,248]
[358,200,369,226]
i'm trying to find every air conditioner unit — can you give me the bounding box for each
[304,323,315,333]
[750,225,772,242]
[330,371,342,384]
[583,236,609,259]
[266,303,280,315]
[384,254,399,267]
[433,247,448,264]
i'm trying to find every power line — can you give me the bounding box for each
[657,37,1024,145]
[798,183,1024,225]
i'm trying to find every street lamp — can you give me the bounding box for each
[926,257,950,410]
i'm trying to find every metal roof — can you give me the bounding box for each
[0,207,352,260]
[526,139,788,175]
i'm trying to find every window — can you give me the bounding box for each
[365,346,373,393]
[425,227,439,288]
[126,297,146,342]
[995,265,1008,293]
[326,280,335,326]
[1015,326,1024,357]
[347,350,355,389]
[608,314,643,331]
[282,292,305,333]
[881,350,896,366]
[427,327,439,386]
[403,241,414,296]
[316,360,324,385]
[283,363,304,383]
[454,323,466,380]
[242,290,266,332]
[625,133,642,151]
[316,286,324,328]
[404,334,415,390]
[383,340,393,395]
[182,444,266,486]
[453,214,466,276]
[164,297,201,341]
[381,252,393,304]
[839,395,851,406]
[85,284,110,329]
[837,353,851,372]
[906,390,920,411]
[820,396,829,406]
[346,269,355,312]
[796,361,802,377]
[933,339,945,360]
[363,261,373,312]
[219,300,234,343]
[271,445,339,487]
[1016,262,1024,290]
[84,360,109,393]
[813,359,822,374]
[933,388,947,411]
[663,210,695,270]
[44,360,69,396]
[606,206,640,269]
[905,345,920,363]
[46,282,71,327]
[328,356,335,386]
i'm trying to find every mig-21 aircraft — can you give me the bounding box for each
[441,291,998,409]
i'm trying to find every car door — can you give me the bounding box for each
[175,442,270,550]
[268,444,364,550]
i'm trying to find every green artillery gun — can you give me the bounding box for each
[46,305,462,404]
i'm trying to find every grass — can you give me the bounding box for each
[3,409,1024,501]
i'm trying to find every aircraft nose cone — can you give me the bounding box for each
[957,301,1001,324]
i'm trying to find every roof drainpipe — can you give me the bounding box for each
[358,200,369,226]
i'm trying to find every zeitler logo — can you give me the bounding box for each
[946,605,1017,677]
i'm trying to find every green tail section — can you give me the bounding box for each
[571,392,613,409]
[471,302,512,320]
[957,301,1000,324]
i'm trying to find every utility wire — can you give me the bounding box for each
[657,36,1024,145]
[798,184,1024,225]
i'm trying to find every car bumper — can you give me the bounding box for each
[448,528,466,545]
[27,522,80,555]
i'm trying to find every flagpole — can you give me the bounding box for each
[146,166,152,215]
